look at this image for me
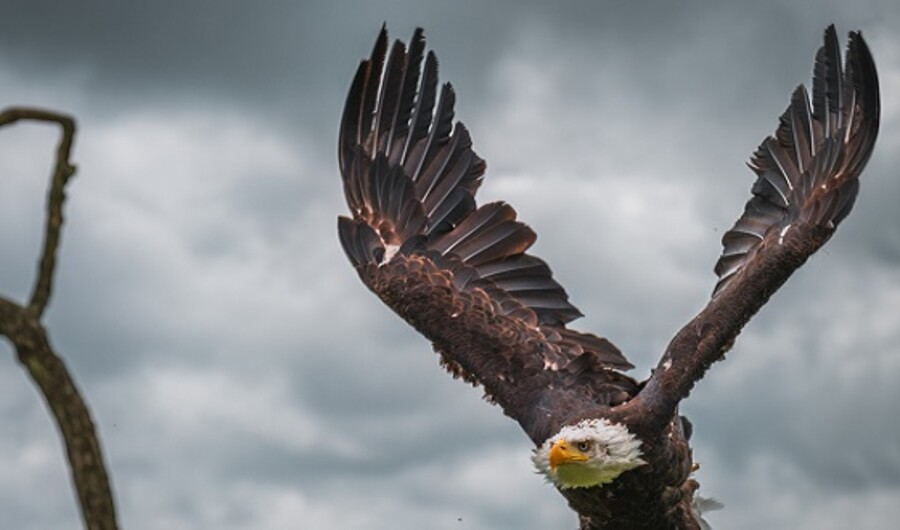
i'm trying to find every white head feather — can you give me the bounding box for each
[532,419,645,489]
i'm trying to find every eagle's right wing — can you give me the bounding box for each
[337,28,637,442]
[633,26,880,428]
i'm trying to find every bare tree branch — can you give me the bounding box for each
[0,107,118,530]
[0,107,77,317]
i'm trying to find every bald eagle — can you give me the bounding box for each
[336,25,879,529]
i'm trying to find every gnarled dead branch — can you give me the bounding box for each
[0,107,118,530]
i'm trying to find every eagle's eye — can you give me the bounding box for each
[576,441,592,452]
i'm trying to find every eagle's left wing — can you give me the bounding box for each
[337,28,637,442]
[631,26,880,428]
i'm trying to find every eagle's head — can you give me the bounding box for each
[532,418,646,489]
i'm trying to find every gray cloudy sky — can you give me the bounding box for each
[1,1,899,529]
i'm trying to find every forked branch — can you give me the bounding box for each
[0,107,118,530]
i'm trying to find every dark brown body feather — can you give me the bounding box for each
[336,25,879,529]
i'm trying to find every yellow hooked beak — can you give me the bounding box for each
[549,440,589,470]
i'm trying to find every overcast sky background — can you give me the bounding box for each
[1,1,899,529]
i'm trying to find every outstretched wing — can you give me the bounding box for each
[712,26,879,297]
[338,27,636,442]
[633,26,879,426]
